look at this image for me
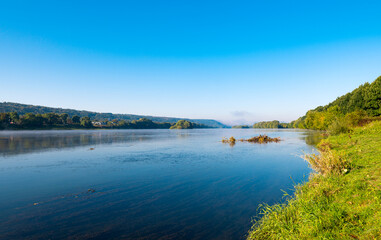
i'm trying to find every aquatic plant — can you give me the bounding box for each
[241,135,281,143]
[222,135,280,144]
[222,136,236,146]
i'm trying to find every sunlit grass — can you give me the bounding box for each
[247,121,381,239]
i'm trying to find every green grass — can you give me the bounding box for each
[247,121,381,240]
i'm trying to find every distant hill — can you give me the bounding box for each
[0,102,228,128]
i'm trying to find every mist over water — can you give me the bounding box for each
[0,129,317,239]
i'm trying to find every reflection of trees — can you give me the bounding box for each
[0,130,328,156]
[301,131,327,146]
[176,132,190,139]
[0,131,157,156]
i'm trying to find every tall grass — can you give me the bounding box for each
[302,149,351,176]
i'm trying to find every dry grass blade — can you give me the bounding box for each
[302,149,350,176]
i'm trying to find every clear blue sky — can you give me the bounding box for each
[1,1,380,125]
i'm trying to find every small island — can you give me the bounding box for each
[169,120,207,129]
[222,135,281,145]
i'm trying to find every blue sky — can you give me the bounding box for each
[1,1,381,125]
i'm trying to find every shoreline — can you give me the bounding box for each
[0,127,218,131]
[247,121,381,239]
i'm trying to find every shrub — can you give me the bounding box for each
[327,119,351,135]
[222,135,280,145]
[345,110,368,127]
[302,149,351,176]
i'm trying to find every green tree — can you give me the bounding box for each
[253,120,286,129]
[9,112,19,123]
[80,116,92,128]
[0,113,11,129]
[60,113,69,124]
[20,113,44,127]
[345,109,368,127]
[170,120,193,129]
[43,113,61,125]
[0,113,11,123]
[72,115,80,124]
[364,76,381,116]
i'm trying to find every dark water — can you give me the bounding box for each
[0,129,319,239]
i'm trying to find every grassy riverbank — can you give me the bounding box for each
[247,121,381,239]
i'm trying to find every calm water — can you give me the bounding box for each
[0,129,319,240]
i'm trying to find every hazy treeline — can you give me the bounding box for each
[252,120,289,129]
[0,102,226,128]
[0,112,207,130]
[232,125,251,128]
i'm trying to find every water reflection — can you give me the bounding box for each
[298,130,327,146]
[0,129,316,240]
[0,130,174,156]
[0,129,324,157]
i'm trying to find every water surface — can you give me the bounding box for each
[0,129,317,239]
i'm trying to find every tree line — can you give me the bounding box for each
[0,102,226,128]
[232,125,251,128]
[289,76,381,133]
[252,76,381,134]
[253,120,289,129]
[0,112,208,130]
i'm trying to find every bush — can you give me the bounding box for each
[170,120,193,129]
[344,110,368,127]
[327,119,351,135]
[302,149,351,176]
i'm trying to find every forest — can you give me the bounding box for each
[289,76,381,133]
[252,121,288,129]
[0,112,207,130]
[0,102,226,128]
[232,125,251,128]
[252,76,381,134]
